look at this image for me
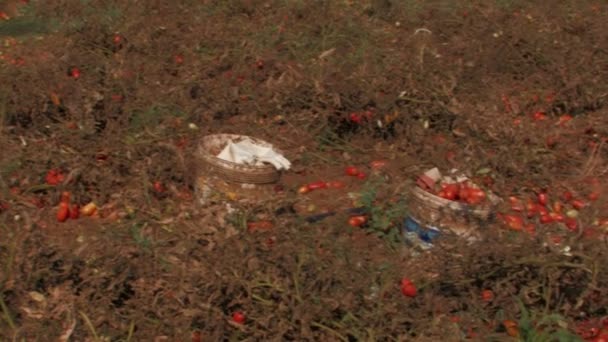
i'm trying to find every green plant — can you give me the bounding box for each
[515,299,582,342]
[358,176,407,246]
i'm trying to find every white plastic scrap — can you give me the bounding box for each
[217,138,291,170]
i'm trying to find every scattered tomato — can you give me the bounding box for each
[509,196,524,212]
[481,289,494,302]
[549,212,564,222]
[345,166,360,177]
[588,191,600,201]
[524,223,536,235]
[571,199,586,210]
[153,181,165,193]
[537,192,548,206]
[400,278,417,298]
[503,320,519,338]
[540,214,553,224]
[348,215,367,227]
[532,111,547,121]
[112,34,122,44]
[174,54,184,64]
[565,218,578,232]
[502,214,524,230]
[232,311,245,324]
[298,185,310,194]
[356,172,367,180]
[69,67,81,79]
[307,181,328,190]
[80,202,97,216]
[526,199,538,218]
[70,204,80,219]
[562,190,573,201]
[466,188,486,205]
[45,169,65,186]
[57,202,70,222]
[552,201,563,213]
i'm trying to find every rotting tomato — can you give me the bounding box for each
[481,289,494,302]
[466,188,486,205]
[69,204,79,219]
[345,166,360,177]
[57,202,70,222]
[69,67,81,79]
[400,278,417,298]
[502,214,524,230]
[564,218,578,232]
[232,311,245,324]
[540,214,553,224]
[537,192,548,206]
[509,196,524,212]
[348,215,367,227]
[571,199,586,210]
[307,181,327,190]
[298,185,310,194]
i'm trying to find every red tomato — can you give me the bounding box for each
[537,192,548,206]
[549,212,564,222]
[174,54,184,64]
[571,199,586,210]
[57,202,70,222]
[400,278,417,298]
[540,215,553,224]
[356,172,367,180]
[553,201,563,213]
[564,218,578,231]
[232,311,245,324]
[532,111,548,121]
[45,169,65,186]
[509,196,524,212]
[348,216,367,227]
[466,188,486,205]
[69,204,80,219]
[502,214,524,230]
[562,191,573,201]
[526,199,538,218]
[592,334,608,342]
[112,34,122,44]
[345,166,360,176]
[153,181,164,193]
[349,113,363,124]
[536,204,549,216]
[481,289,494,302]
[588,191,600,201]
[69,67,81,79]
[307,181,327,190]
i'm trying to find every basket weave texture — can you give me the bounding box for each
[196,134,282,184]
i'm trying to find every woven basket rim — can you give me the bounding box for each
[410,186,500,217]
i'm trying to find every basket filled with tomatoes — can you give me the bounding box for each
[411,168,501,228]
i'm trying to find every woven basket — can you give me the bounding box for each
[409,186,500,223]
[196,134,282,184]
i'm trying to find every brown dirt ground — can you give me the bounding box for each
[1,1,608,341]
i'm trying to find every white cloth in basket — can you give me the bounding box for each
[217,138,291,170]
